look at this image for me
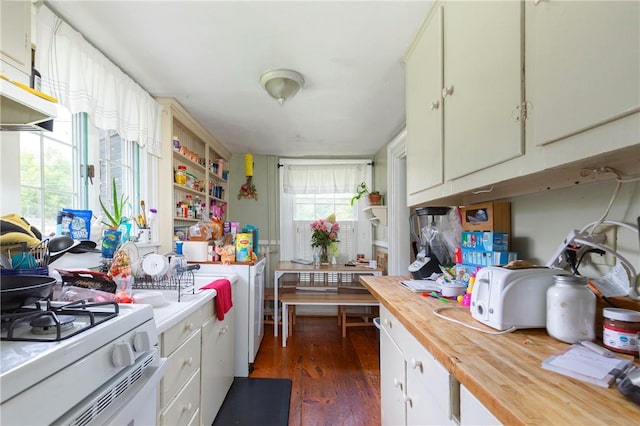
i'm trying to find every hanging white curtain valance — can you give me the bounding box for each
[36,6,163,157]
[282,161,368,194]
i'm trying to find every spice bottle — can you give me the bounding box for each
[546,275,595,343]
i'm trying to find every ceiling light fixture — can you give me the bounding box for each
[260,69,305,105]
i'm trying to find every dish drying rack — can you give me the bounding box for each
[133,265,200,302]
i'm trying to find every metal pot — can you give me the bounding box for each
[0,275,56,312]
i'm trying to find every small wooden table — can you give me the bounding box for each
[280,291,379,347]
[272,261,383,337]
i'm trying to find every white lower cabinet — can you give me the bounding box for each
[158,299,235,426]
[380,305,454,426]
[460,384,501,426]
[200,307,235,425]
[160,370,201,426]
[380,325,405,424]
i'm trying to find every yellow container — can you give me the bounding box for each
[175,165,187,185]
[235,233,253,262]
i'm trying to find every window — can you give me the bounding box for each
[15,110,152,242]
[279,159,372,262]
[293,193,357,261]
[19,106,77,236]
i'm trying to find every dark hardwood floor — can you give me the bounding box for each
[250,316,381,426]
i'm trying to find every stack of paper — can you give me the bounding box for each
[400,279,440,293]
[541,344,632,387]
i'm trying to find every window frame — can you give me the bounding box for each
[279,158,373,261]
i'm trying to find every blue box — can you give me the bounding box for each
[461,249,517,267]
[461,231,509,252]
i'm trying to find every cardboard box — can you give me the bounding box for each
[461,231,509,252]
[454,264,483,284]
[460,202,511,233]
[461,249,517,267]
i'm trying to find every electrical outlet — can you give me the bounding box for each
[591,226,617,267]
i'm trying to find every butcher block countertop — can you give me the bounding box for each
[360,275,640,426]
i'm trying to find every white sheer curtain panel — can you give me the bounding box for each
[282,163,367,194]
[36,6,163,157]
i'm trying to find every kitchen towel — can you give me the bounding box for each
[200,278,233,320]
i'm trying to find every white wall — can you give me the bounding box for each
[511,179,639,275]
[0,133,22,215]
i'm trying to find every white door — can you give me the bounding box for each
[443,0,523,180]
[406,5,444,197]
[526,0,640,147]
[380,326,406,425]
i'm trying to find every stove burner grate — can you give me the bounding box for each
[30,314,76,335]
[1,300,119,342]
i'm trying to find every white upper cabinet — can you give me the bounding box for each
[406,6,444,202]
[404,0,639,207]
[0,0,32,80]
[526,0,640,148]
[443,0,524,180]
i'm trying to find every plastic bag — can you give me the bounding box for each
[62,209,93,240]
[56,285,117,303]
[422,207,463,265]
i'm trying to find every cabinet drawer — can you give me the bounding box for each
[161,304,208,356]
[159,370,201,426]
[161,329,202,406]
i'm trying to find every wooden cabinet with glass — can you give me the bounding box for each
[156,98,231,253]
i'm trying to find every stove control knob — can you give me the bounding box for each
[133,331,152,353]
[112,342,135,367]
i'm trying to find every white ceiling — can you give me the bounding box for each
[45,0,434,157]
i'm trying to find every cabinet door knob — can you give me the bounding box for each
[410,358,423,370]
[220,325,228,335]
[429,100,440,111]
[185,322,194,331]
[182,402,193,412]
[403,394,413,406]
[183,356,194,367]
[442,86,454,98]
[382,318,390,327]
[393,378,403,390]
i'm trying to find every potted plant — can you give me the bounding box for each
[350,182,369,206]
[350,182,383,206]
[99,178,128,258]
[99,178,128,228]
[368,190,382,206]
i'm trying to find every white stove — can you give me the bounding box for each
[1,300,165,425]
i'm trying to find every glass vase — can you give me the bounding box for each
[320,245,329,265]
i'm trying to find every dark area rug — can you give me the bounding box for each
[212,377,292,426]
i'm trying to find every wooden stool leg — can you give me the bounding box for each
[338,305,343,325]
[342,308,347,338]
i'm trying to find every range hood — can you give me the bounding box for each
[0,78,57,131]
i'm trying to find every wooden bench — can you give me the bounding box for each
[281,291,379,347]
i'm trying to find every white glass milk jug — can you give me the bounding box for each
[546,275,596,343]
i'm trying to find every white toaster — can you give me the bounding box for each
[470,266,570,331]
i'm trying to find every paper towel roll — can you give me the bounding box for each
[244,153,253,176]
[183,241,210,262]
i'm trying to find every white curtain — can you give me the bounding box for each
[282,161,368,194]
[36,6,163,157]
